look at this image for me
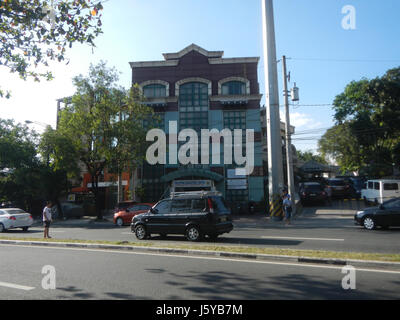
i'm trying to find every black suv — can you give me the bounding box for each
[299,182,327,205]
[131,192,233,241]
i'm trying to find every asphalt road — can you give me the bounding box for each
[1,244,400,300]
[2,200,400,254]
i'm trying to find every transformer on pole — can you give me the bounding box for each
[261,0,284,220]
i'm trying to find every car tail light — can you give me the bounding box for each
[29,215,33,219]
[9,216,16,220]
[207,198,214,213]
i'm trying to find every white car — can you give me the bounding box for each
[0,208,34,232]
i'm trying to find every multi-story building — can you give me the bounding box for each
[130,44,265,207]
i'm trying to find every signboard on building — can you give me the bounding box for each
[227,179,248,190]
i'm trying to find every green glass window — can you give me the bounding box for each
[143,84,167,98]
[221,81,246,95]
[179,82,209,134]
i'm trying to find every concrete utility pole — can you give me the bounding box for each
[282,55,295,215]
[262,0,284,219]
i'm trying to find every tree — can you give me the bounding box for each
[55,62,153,219]
[320,67,400,177]
[296,150,327,165]
[0,0,103,98]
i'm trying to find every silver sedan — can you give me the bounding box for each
[0,208,34,232]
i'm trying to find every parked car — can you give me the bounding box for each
[0,208,33,232]
[131,191,233,241]
[114,203,154,226]
[354,197,400,230]
[299,182,327,205]
[113,200,138,214]
[361,179,400,204]
[51,202,85,219]
[326,178,351,198]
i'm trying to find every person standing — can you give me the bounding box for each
[283,194,292,225]
[43,201,53,239]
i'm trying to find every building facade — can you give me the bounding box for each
[130,44,265,207]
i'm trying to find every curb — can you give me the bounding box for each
[1,239,400,272]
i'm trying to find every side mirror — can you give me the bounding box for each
[125,209,130,213]
[150,208,158,214]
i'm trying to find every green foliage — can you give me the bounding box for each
[296,150,327,165]
[319,67,400,177]
[0,0,103,97]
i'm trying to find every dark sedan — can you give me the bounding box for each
[354,197,400,230]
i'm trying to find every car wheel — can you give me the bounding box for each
[186,225,202,242]
[0,223,5,233]
[116,218,124,227]
[135,225,148,240]
[363,217,376,230]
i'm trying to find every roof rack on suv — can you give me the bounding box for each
[170,191,222,199]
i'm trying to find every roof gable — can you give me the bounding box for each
[162,43,224,61]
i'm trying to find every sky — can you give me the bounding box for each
[1,0,399,153]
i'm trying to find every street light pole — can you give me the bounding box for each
[282,55,295,214]
[262,0,284,219]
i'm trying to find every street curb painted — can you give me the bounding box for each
[1,239,400,272]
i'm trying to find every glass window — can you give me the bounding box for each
[221,81,246,95]
[368,182,373,189]
[143,84,167,98]
[385,199,400,208]
[374,182,380,190]
[179,82,209,136]
[192,199,207,211]
[170,199,191,213]
[154,200,171,214]
[384,183,399,191]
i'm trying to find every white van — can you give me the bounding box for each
[361,179,400,204]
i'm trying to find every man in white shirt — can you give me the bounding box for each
[43,201,53,239]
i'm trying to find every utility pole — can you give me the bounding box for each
[282,55,295,214]
[262,0,284,220]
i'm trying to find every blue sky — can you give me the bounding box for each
[1,0,399,152]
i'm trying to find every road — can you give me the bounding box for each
[2,200,400,254]
[1,244,400,300]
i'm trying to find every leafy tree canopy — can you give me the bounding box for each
[0,0,103,98]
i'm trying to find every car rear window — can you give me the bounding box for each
[384,183,399,191]
[4,209,26,214]
[329,180,345,186]
[305,185,323,192]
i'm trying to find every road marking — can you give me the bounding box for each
[261,236,345,242]
[0,281,35,291]
[1,243,400,275]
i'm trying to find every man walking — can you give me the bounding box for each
[43,201,53,239]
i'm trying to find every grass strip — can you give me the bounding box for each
[1,236,399,263]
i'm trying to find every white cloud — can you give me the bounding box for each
[280,111,323,129]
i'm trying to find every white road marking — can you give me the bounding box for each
[261,236,345,242]
[1,243,400,275]
[0,281,35,291]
